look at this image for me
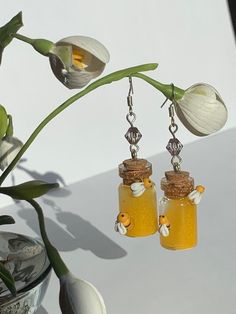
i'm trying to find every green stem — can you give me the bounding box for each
[0,63,157,185]
[27,199,69,278]
[14,33,34,45]
[14,33,54,56]
[133,73,184,100]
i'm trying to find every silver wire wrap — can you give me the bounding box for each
[125,77,142,159]
[165,84,183,172]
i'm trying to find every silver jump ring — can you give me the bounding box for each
[171,155,182,172]
[130,144,139,159]
[169,124,178,138]
[126,112,136,127]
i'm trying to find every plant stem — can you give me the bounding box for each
[14,33,34,45]
[132,73,184,100]
[27,199,69,278]
[14,33,54,56]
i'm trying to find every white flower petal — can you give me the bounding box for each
[0,136,23,171]
[65,68,105,89]
[49,36,109,89]
[186,84,216,98]
[57,36,110,64]
[175,83,227,136]
[60,272,106,314]
[50,45,73,67]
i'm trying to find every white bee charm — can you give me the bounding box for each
[159,215,170,237]
[114,213,132,235]
[130,178,153,197]
[188,185,205,205]
[114,221,127,235]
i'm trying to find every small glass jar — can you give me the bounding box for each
[117,158,158,237]
[159,171,197,250]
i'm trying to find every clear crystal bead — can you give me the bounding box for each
[125,127,142,145]
[166,138,183,156]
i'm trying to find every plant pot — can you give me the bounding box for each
[0,231,51,314]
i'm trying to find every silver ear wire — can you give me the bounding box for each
[163,84,183,172]
[161,83,175,108]
[125,77,142,159]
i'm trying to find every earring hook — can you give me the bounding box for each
[127,76,134,109]
[128,76,134,96]
[160,83,175,108]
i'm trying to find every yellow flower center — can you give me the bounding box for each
[72,47,88,69]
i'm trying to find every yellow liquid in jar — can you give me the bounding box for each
[118,183,158,237]
[160,197,197,250]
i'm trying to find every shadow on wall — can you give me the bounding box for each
[36,306,49,314]
[15,162,127,260]
[18,205,127,259]
[17,160,68,187]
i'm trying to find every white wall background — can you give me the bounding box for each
[0,0,236,207]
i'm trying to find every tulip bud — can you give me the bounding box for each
[0,136,23,171]
[175,83,227,136]
[59,272,107,314]
[48,36,110,89]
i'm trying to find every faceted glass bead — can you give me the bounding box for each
[125,127,142,145]
[166,138,183,156]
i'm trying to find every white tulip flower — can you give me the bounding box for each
[49,36,110,89]
[59,272,107,314]
[174,83,227,136]
[0,136,23,171]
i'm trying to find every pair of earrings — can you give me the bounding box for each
[114,78,205,251]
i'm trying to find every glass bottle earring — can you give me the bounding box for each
[114,77,158,237]
[159,85,205,250]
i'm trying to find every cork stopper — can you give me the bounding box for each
[161,170,194,198]
[119,158,152,185]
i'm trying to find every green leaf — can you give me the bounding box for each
[0,262,16,296]
[0,215,15,225]
[0,11,23,64]
[0,180,59,200]
[0,105,8,140]
[6,115,13,136]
